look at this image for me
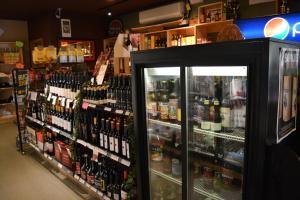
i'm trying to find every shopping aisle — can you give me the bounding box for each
[0,122,84,200]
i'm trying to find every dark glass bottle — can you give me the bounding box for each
[94,160,102,190]
[75,145,81,176]
[80,154,89,180]
[126,76,132,111]
[87,160,96,185]
[104,119,110,150]
[99,118,105,148]
[107,169,114,198]
[100,158,108,193]
[114,122,121,155]
[109,120,115,152]
[121,170,129,200]
[113,170,121,200]
[91,114,98,146]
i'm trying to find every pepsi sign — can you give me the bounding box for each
[235,13,300,42]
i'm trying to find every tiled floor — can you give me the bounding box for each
[0,122,84,200]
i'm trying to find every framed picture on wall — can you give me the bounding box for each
[61,19,72,38]
[58,39,96,62]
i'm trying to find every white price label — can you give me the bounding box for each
[125,111,131,116]
[121,159,130,167]
[30,91,38,101]
[89,103,96,108]
[73,100,77,109]
[104,107,112,112]
[97,191,103,197]
[47,93,52,101]
[115,110,124,114]
[61,97,66,107]
[52,96,57,105]
[74,175,80,180]
[79,178,85,184]
[110,154,119,161]
[91,187,97,193]
[43,153,48,158]
[58,163,63,169]
[66,99,72,109]
[48,156,53,161]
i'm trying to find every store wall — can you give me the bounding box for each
[28,11,107,65]
[0,19,30,67]
[119,0,276,30]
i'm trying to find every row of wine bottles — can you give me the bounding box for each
[82,75,132,111]
[75,151,131,200]
[45,72,89,100]
[79,111,131,160]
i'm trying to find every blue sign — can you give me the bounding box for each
[235,13,300,42]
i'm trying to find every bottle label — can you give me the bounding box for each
[94,179,100,189]
[114,138,119,153]
[220,107,231,128]
[159,102,169,120]
[150,102,157,116]
[201,121,211,130]
[100,179,106,191]
[107,191,112,198]
[122,140,126,156]
[114,193,120,200]
[126,142,130,159]
[100,133,104,147]
[211,122,221,131]
[87,175,95,185]
[168,99,178,120]
[81,171,87,180]
[75,161,81,175]
[104,135,108,149]
[121,191,127,200]
[109,136,115,152]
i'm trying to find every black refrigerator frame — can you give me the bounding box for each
[131,38,300,200]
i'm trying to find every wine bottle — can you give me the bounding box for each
[81,154,89,180]
[87,160,96,185]
[109,120,115,152]
[99,118,105,148]
[114,122,121,155]
[121,170,129,200]
[113,170,121,200]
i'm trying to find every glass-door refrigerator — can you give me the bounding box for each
[131,38,300,200]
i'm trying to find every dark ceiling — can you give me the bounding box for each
[0,0,174,20]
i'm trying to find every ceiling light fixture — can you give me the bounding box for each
[107,11,112,16]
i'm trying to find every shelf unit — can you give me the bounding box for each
[140,20,233,50]
[25,114,130,167]
[148,119,245,143]
[28,142,108,200]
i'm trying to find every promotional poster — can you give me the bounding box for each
[277,48,299,143]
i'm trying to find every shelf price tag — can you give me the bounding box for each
[115,110,124,114]
[90,187,97,193]
[88,103,96,108]
[104,107,112,112]
[121,159,130,167]
[125,111,131,116]
[97,191,103,197]
[61,97,66,107]
[66,99,72,109]
[79,178,85,184]
[47,93,52,101]
[74,175,80,180]
[30,91,38,101]
[110,154,119,162]
[58,163,63,169]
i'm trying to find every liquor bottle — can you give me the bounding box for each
[158,80,169,121]
[104,119,110,150]
[113,170,121,200]
[91,114,98,146]
[107,170,114,198]
[115,122,121,155]
[121,123,128,158]
[46,132,54,156]
[168,78,179,124]
[121,170,129,200]
[107,77,114,107]
[94,159,102,190]
[201,98,211,130]
[75,145,81,176]
[124,124,130,160]
[109,120,115,152]
[211,98,222,133]
[87,160,96,185]
[100,158,108,193]
[116,76,122,109]
[81,154,89,180]
[99,118,105,148]
[32,102,37,119]
[221,97,232,132]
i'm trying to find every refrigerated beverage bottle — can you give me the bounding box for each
[211,98,222,133]
[201,98,211,130]
[121,170,129,200]
[159,80,169,121]
[150,129,163,162]
[109,120,116,152]
[81,154,89,180]
[169,79,179,124]
[113,170,121,200]
[147,81,158,119]
[221,97,232,132]
[87,160,96,185]
[99,118,105,148]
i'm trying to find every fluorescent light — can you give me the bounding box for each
[192,66,247,76]
[144,67,180,76]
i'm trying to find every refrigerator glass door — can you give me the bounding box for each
[144,67,182,200]
[187,66,247,200]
